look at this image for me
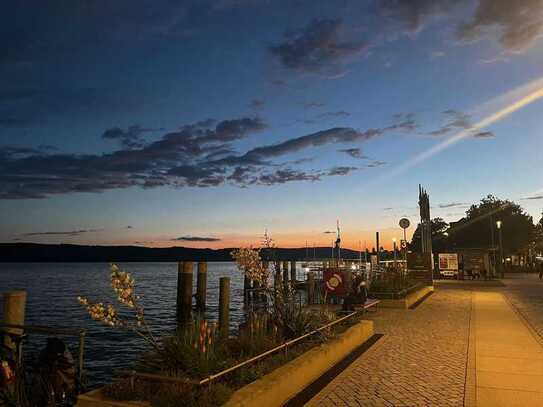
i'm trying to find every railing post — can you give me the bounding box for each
[196,261,207,311]
[219,277,230,337]
[177,261,193,325]
[2,291,26,355]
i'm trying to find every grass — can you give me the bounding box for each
[100,309,366,407]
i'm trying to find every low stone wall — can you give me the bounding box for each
[224,319,374,407]
[377,285,434,309]
[77,389,150,407]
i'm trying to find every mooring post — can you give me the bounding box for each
[2,291,27,356]
[196,261,207,311]
[307,272,315,305]
[290,260,297,283]
[219,277,230,337]
[176,261,193,325]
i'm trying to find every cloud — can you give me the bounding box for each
[473,131,495,138]
[172,236,221,242]
[457,0,543,52]
[523,195,543,200]
[431,50,446,59]
[323,230,335,234]
[102,125,162,149]
[438,202,468,208]
[22,228,103,236]
[269,18,368,77]
[126,225,133,229]
[367,160,386,168]
[338,148,368,159]
[270,79,287,87]
[378,0,467,35]
[257,168,321,185]
[326,166,358,176]
[1,112,412,199]
[249,99,265,110]
[383,207,394,211]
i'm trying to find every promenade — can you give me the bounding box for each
[306,274,543,407]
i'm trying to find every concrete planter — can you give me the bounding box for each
[377,285,433,309]
[77,388,150,407]
[223,319,374,407]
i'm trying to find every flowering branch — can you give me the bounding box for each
[77,264,159,351]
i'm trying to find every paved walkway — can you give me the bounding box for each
[306,276,543,407]
[470,291,543,406]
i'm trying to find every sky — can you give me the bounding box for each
[1,0,543,250]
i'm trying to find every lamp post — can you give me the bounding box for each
[392,238,397,270]
[497,220,504,278]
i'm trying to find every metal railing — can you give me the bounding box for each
[0,323,86,394]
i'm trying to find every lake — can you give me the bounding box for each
[0,262,246,388]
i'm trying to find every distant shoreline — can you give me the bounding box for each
[0,243,363,263]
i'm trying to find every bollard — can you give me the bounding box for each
[307,272,315,305]
[290,260,297,283]
[2,291,26,354]
[176,261,193,324]
[219,277,230,337]
[196,261,207,311]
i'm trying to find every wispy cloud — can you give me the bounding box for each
[172,236,221,242]
[21,228,103,236]
[270,18,368,78]
[438,202,468,208]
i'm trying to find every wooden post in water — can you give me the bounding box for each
[2,291,26,354]
[307,272,315,305]
[196,261,207,311]
[176,262,193,325]
[290,260,297,283]
[219,277,230,337]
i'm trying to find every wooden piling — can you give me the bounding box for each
[219,277,230,337]
[196,261,207,311]
[176,261,193,324]
[290,260,297,283]
[307,272,315,305]
[2,291,26,353]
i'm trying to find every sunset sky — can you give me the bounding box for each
[1,1,543,250]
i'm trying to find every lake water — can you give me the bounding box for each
[0,262,246,388]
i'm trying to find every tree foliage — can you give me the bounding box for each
[409,217,449,252]
[447,195,534,254]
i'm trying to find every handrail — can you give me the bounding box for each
[0,323,83,336]
[0,323,86,395]
[198,308,361,385]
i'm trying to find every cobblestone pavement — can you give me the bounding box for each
[307,287,473,407]
[502,273,543,342]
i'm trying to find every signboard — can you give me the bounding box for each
[400,239,407,250]
[439,253,458,271]
[407,252,433,284]
[324,270,345,295]
[399,218,410,229]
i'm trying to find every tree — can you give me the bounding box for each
[534,212,543,253]
[447,195,534,255]
[409,217,449,252]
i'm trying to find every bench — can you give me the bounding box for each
[358,298,380,312]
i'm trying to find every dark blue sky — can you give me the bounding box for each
[1,0,543,248]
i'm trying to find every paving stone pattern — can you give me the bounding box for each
[307,287,472,407]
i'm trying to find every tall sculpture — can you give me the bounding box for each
[418,185,432,255]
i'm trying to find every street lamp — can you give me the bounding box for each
[497,220,504,278]
[392,238,397,269]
